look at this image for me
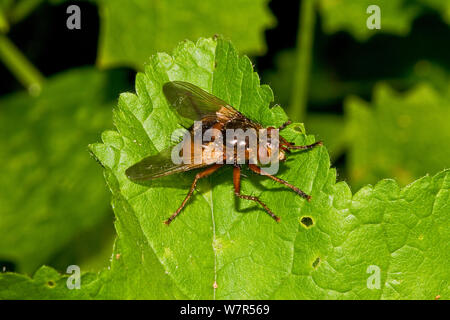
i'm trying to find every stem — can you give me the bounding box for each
[0,34,44,95]
[10,0,44,24]
[289,0,316,121]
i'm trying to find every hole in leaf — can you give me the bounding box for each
[300,216,314,228]
[312,257,320,269]
[47,280,56,288]
[294,126,303,133]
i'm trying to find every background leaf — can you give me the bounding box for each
[96,0,275,69]
[318,0,450,41]
[0,67,121,274]
[0,266,100,299]
[318,0,419,40]
[345,83,450,188]
[2,38,448,300]
[417,0,450,24]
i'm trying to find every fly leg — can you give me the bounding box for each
[278,120,292,130]
[286,140,323,150]
[248,164,311,201]
[233,165,280,222]
[165,164,223,225]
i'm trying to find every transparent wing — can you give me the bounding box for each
[127,81,238,181]
[163,81,238,122]
[125,141,207,181]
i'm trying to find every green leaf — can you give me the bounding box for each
[345,83,450,188]
[0,266,100,299]
[0,67,118,273]
[318,0,421,40]
[264,50,450,110]
[318,0,450,41]
[96,0,275,69]
[1,38,448,300]
[408,61,450,97]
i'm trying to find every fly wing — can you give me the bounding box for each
[125,143,208,181]
[127,81,237,182]
[163,81,239,123]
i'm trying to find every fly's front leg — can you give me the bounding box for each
[248,164,311,201]
[233,165,280,222]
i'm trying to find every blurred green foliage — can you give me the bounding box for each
[346,83,450,188]
[96,0,275,69]
[318,0,450,40]
[318,0,418,40]
[0,68,124,273]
